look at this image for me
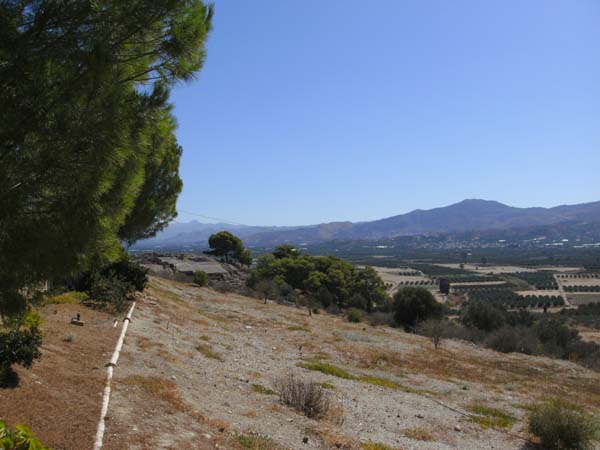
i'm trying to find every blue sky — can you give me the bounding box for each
[171,0,600,226]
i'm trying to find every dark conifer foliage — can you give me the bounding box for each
[0,1,212,314]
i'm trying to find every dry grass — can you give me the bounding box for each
[298,361,354,379]
[307,427,358,449]
[236,434,282,450]
[287,325,311,332]
[361,442,400,450]
[121,375,187,412]
[466,402,516,429]
[402,427,435,441]
[251,384,277,395]
[195,343,224,361]
[298,360,434,395]
[45,291,88,304]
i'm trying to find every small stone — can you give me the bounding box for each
[203,434,212,440]
[454,425,461,432]
[218,427,225,433]
[302,437,309,444]
[416,414,424,418]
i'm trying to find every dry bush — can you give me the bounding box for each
[528,399,599,450]
[274,374,331,419]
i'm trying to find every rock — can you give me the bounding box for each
[416,414,424,418]
[218,427,225,433]
[202,434,212,439]
[302,437,309,444]
[454,425,461,432]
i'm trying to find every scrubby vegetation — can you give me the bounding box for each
[70,257,148,311]
[392,288,443,331]
[467,403,516,429]
[0,313,42,387]
[0,421,49,450]
[528,399,599,450]
[346,308,363,323]
[411,300,600,369]
[193,270,209,286]
[248,246,388,313]
[274,375,330,419]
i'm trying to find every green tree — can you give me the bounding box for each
[273,245,299,259]
[238,248,253,267]
[205,231,244,263]
[461,300,505,332]
[393,287,443,330]
[0,0,213,370]
[354,266,388,313]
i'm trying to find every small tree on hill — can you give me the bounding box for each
[205,231,250,265]
[393,287,443,331]
[255,279,277,304]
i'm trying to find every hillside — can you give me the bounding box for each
[3,277,599,450]
[135,199,600,249]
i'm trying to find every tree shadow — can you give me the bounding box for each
[0,367,20,389]
[520,441,539,450]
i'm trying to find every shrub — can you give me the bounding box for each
[392,288,443,330]
[106,259,148,291]
[416,319,449,349]
[193,270,209,287]
[87,271,132,311]
[0,317,42,386]
[0,421,49,450]
[274,374,330,419]
[485,325,541,355]
[347,308,363,323]
[461,300,506,332]
[528,399,598,450]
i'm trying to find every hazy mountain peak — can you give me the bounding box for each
[135,199,600,249]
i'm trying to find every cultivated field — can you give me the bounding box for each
[372,267,436,292]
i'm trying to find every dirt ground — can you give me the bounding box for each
[3,279,600,450]
[0,303,121,450]
[106,278,600,449]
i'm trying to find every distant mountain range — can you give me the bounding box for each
[133,199,600,249]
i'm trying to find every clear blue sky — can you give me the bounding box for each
[171,0,600,226]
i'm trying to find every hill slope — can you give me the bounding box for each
[2,277,600,449]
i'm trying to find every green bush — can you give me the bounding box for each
[0,421,49,450]
[0,319,42,387]
[461,300,506,332]
[528,399,598,450]
[193,270,209,286]
[346,308,363,323]
[87,271,132,311]
[393,287,443,330]
[106,259,148,291]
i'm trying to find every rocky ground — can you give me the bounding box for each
[2,277,600,450]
